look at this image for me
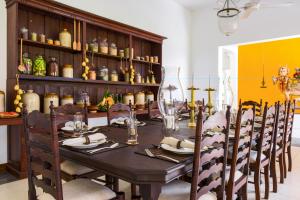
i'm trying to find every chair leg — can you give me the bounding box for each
[270,157,277,193]
[288,145,292,172]
[283,149,287,178]
[131,184,141,200]
[241,183,248,200]
[279,153,284,184]
[254,169,261,200]
[264,165,270,199]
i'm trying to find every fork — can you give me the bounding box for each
[87,143,119,154]
[144,148,179,163]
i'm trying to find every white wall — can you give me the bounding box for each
[0,0,8,164]
[191,4,300,102]
[0,0,192,164]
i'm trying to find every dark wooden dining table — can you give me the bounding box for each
[60,121,196,200]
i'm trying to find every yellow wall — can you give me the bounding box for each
[238,38,300,106]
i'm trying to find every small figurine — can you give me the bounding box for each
[272,66,290,93]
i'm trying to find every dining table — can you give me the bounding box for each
[60,120,196,200]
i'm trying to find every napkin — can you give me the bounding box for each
[160,137,194,149]
[62,133,107,146]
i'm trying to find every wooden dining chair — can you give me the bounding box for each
[54,103,104,182]
[240,99,263,116]
[158,106,231,200]
[22,103,124,200]
[270,102,286,192]
[147,100,161,119]
[248,103,276,200]
[107,103,131,126]
[226,106,255,200]
[283,100,296,177]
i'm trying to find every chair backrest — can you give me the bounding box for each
[107,103,131,125]
[272,102,286,155]
[284,100,296,145]
[255,103,276,165]
[227,105,254,199]
[55,103,88,126]
[190,106,231,200]
[240,99,263,116]
[147,100,161,119]
[23,103,64,200]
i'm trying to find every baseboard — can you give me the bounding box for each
[0,164,6,173]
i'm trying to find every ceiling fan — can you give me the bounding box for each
[240,0,295,19]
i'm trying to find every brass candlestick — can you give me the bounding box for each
[187,86,199,127]
[205,87,216,116]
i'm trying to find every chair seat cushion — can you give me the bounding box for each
[61,160,94,176]
[159,180,217,200]
[39,178,116,200]
[250,151,266,163]
[225,168,243,183]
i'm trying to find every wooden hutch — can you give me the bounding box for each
[5,0,166,178]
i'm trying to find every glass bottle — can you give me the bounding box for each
[126,109,138,145]
[47,57,59,77]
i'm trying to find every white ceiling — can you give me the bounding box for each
[173,0,296,11]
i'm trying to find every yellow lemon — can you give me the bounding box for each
[16,95,21,100]
[14,99,19,105]
[85,66,90,70]
[85,58,89,63]
[18,102,23,108]
[82,62,86,67]
[17,89,23,95]
[16,107,21,113]
[14,85,19,91]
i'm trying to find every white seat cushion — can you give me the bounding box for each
[39,178,116,200]
[61,160,94,176]
[225,168,243,183]
[159,180,217,200]
[250,151,266,163]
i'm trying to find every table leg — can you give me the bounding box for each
[139,183,162,200]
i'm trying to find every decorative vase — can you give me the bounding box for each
[22,90,40,113]
[157,66,185,135]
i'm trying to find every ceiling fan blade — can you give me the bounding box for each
[260,2,295,8]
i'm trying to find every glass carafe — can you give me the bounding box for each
[126,109,138,145]
[157,66,185,136]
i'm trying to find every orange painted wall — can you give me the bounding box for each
[238,38,300,105]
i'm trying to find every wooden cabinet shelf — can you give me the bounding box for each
[19,74,160,87]
[0,117,22,126]
[19,39,82,54]
[87,51,124,61]
[132,59,161,66]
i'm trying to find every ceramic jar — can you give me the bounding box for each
[111,70,119,82]
[47,57,59,77]
[47,39,53,45]
[135,73,141,84]
[145,91,154,103]
[154,56,159,63]
[31,32,37,41]
[61,95,74,106]
[119,50,124,58]
[62,64,73,78]
[89,39,98,53]
[44,93,59,114]
[20,27,28,40]
[0,90,5,112]
[88,70,96,80]
[123,92,134,105]
[100,39,108,54]
[22,90,40,113]
[109,43,117,56]
[97,66,109,81]
[59,29,71,48]
[135,91,145,110]
[39,34,45,43]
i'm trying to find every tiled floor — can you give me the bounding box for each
[0,147,300,200]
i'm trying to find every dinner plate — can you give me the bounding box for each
[61,126,74,132]
[65,139,107,149]
[161,143,194,155]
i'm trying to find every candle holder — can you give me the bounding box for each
[205,87,216,116]
[187,86,199,127]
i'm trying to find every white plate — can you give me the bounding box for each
[61,126,74,132]
[65,139,107,149]
[161,143,194,155]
